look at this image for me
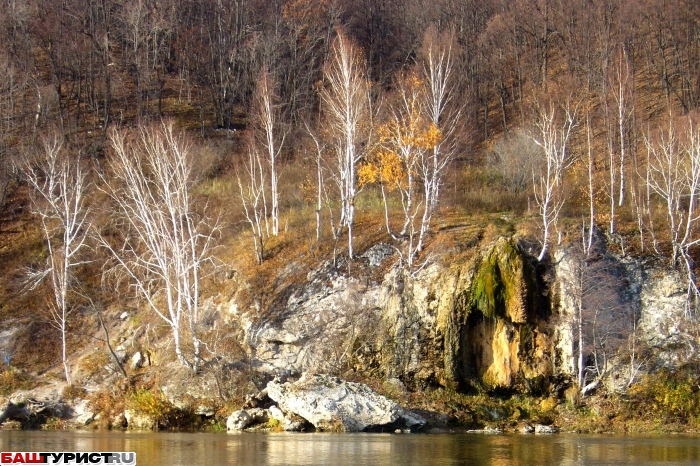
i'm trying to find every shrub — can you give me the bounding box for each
[61,384,87,401]
[628,368,700,423]
[0,368,33,395]
[78,351,111,380]
[126,388,194,429]
[87,389,126,428]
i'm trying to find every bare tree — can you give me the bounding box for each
[22,135,90,384]
[368,70,439,266]
[99,122,219,371]
[530,99,578,261]
[252,69,287,237]
[0,53,23,209]
[305,122,327,244]
[320,29,371,259]
[416,26,459,254]
[613,48,632,208]
[645,118,700,311]
[558,238,634,395]
[488,129,540,196]
[236,146,267,265]
[581,109,596,256]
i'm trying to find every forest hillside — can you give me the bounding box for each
[0,0,700,432]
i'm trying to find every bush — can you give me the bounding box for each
[61,384,87,401]
[78,351,111,380]
[628,368,700,423]
[126,388,193,429]
[0,368,33,395]
[87,389,126,428]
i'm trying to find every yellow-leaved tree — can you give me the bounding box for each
[360,70,442,265]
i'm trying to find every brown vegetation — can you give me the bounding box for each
[0,0,700,428]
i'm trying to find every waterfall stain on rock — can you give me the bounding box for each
[447,237,547,392]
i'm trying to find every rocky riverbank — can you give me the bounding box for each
[0,234,697,434]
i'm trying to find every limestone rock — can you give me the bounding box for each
[111,412,127,428]
[114,349,127,365]
[226,410,252,431]
[243,260,384,376]
[75,411,95,426]
[519,423,534,434]
[71,400,95,426]
[130,352,144,370]
[226,408,269,431]
[268,405,285,422]
[266,374,425,432]
[534,424,559,434]
[361,243,394,267]
[124,409,156,430]
[195,405,216,417]
[282,413,310,432]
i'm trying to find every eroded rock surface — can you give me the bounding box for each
[234,237,550,393]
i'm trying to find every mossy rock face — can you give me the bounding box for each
[468,237,534,324]
[446,237,542,391]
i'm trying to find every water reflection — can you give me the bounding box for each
[0,431,698,465]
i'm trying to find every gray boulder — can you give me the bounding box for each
[268,405,285,422]
[130,352,144,370]
[266,374,425,432]
[124,409,156,430]
[226,408,269,431]
[282,413,309,432]
[535,424,559,434]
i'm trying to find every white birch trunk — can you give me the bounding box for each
[22,135,90,384]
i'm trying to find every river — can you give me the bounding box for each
[0,430,698,465]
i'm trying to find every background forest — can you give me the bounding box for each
[1,0,700,406]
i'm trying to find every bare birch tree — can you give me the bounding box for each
[252,70,287,237]
[99,122,218,371]
[646,118,700,311]
[305,123,327,244]
[416,26,459,254]
[560,240,631,395]
[320,29,371,259]
[237,147,267,265]
[530,100,578,261]
[22,135,90,384]
[613,49,632,208]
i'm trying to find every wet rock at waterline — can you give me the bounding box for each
[226,408,269,431]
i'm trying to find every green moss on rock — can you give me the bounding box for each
[444,237,540,391]
[468,238,534,324]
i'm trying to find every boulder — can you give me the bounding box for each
[130,352,144,370]
[114,349,127,365]
[282,413,309,432]
[124,409,156,430]
[534,424,559,434]
[519,423,534,434]
[71,400,95,426]
[75,411,95,426]
[226,408,269,431]
[195,405,216,417]
[266,374,425,432]
[268,405,285,422]
[267,405,311,431]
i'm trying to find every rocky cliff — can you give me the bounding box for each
[230,237,554,393]
[1,233,694,431]
[230,234,693,397]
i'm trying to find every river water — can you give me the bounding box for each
[0,430,698,465]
